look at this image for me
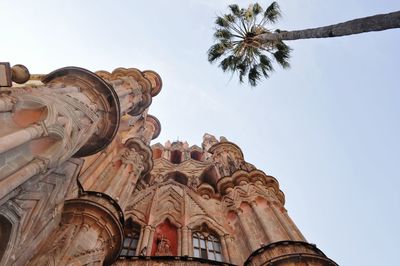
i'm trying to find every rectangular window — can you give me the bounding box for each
[201,248,207,258]
[193,238,199,247]
[208,251,215,260]
[193,248,200,257]
[200,239,206,249]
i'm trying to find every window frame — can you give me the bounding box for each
[120,231,140,257]
[192,231,223,262]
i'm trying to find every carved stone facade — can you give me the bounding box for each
[0,64,336,266]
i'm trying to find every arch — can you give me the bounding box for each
[170,150,182,164]
[125,211,147,226]
[151,218,178,256]
[187,215,226,236]
[165,171,188,186]
[199,166,219,191]
[190,150,203,161]
[152,213,182,229]
[12,105,48,127]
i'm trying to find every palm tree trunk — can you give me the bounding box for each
[257,10,400,42]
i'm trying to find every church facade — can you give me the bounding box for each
[0,63,337,266]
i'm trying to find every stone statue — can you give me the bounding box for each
[155,234,172,256]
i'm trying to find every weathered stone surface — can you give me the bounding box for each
[0,66,336,266]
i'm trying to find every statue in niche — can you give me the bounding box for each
[155,234,172,256]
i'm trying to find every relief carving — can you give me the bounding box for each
[155,234,172,256]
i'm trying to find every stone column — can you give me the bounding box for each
[136,226,145,256]
[181,226,188,256]
[0,124,44,154]
[261,201,290,242]
[109,138,152,212]
[29,195,123,266]
[0,158,47,199]
[140,225,151,254]
[271,203,305,241]
[284,209,306,241]
[220,235,230,263]
[235,209,258,251]
[187,227,193,257]
[224,235,239,265]
[146,227,155,256]
[85,138,153,213]
[250,201,273,243]
[177,227,182,256]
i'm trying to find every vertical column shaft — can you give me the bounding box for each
[177,227,182,256]
[187,228,193,256]
[263,202,290,241]
[140,225,151,254]
[136,226,145,256]
[220,235,230,263]
[236,209,258,251]
[146,227,155,256]
[224,235,239,265]
[251,201,272,243]
[181,226,188,256]
[271,203,305,241]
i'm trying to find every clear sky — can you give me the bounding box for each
[1,1,399,265]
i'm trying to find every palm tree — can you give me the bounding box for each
[208,2,400,86]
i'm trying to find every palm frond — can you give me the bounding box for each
[253,3,263,16]
[215,16,229,27]
[273,41,291,68]
[228,4,241,17]
[208,43,229,63]
[237,62,248,83]
[214,29,233,40]
[244,5,254,22]
[219,55,240,72]
[248,65,261,86]
[264,1,281,23]
[224,14,236,23]
[259,54,273,71]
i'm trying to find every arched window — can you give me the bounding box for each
[120,231,140,256]
[120,219,141,257]
[192,232,223,262]
[170,150,182,164]
[190,150,202,161]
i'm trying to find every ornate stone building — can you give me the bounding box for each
[0,63,337,266]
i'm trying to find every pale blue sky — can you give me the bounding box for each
[1,1,399,265]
